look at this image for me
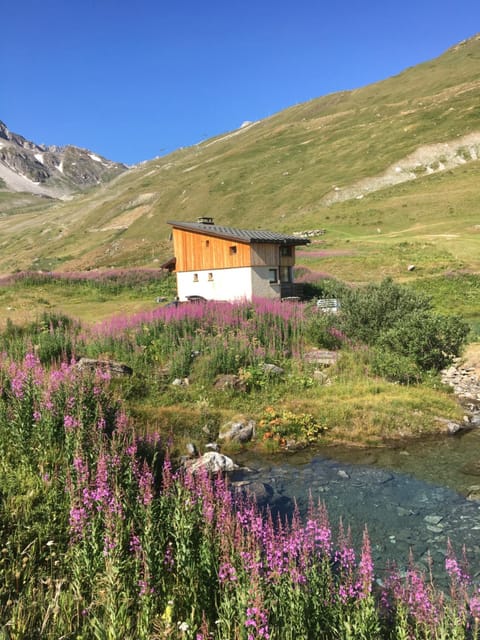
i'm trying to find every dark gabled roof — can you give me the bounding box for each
[167,221,310,246]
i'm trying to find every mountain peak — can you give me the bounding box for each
[0,121,127,199]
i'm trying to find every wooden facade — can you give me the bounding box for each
[172,228,252,271]
[172,228,297,272]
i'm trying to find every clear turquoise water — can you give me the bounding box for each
[234,428,480,586]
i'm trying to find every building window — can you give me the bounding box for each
[229,245,237,255]
[193,273,199,282]
[208,272,213,281]
[280,246,293,257]
[269,268,278,284]
[279,266,292,282]
[205,240,210,248]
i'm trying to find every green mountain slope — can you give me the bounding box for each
[0,34,479,276]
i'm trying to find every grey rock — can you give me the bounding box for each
[188,452,238,474]
[219,417,256,443]
[261,363,285,376]
[313,369,331,384]
[466,485,480,501]
[76,357,133,377]
[172,377,189,386]
[213,374,246,391]
[185,442,198,457]
[426,524,445,533]
[234,481,274,507]
[424,515,443,525]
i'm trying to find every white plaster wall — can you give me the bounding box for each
[176,268,253,301]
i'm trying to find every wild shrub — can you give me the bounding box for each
[371,347,423,385]
[339,278,432,345]
[376,311,470,373]
[334,279,469,381]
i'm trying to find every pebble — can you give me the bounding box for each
[424,515,443,525]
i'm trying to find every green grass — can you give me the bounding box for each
[0,273,176,328]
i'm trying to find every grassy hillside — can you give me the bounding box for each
[0,35,479,280]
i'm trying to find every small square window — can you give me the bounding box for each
[269,268,278,284]
[229,245,237,255]
[193,273,199,282]
[280,246,293,257]
[208,272,213,281]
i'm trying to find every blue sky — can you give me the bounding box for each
[2,0,479,165]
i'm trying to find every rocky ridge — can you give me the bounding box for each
[0,120,127,199]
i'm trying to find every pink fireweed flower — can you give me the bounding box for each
[335,522,356,572]
[244,606,270,640]
[10,369,27,399]
[218,561,238,584]
[69,504,88,539]
[95,367,111,383]
[24,352,40,370]
[445,539,470,588]
[115,411,130,433]
[138,578,154,597]
[358,526,374,598]
[103,533,117,557]
[73,455,90,485]
[91,454,111,508]
[129,533,142,555]
[469,590,480,620]
[138,461,154,506]
[63,414,80,432]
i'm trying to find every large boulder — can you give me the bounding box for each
[76,357,132,377]
[187,452,238,474]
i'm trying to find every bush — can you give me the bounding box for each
[335,279,469,382]
[371,347,422,384]
[376,311,470,372]
[339,278,431,345]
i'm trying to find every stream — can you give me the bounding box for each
[232,427,480,587]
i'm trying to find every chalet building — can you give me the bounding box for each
[168,218,310,302]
